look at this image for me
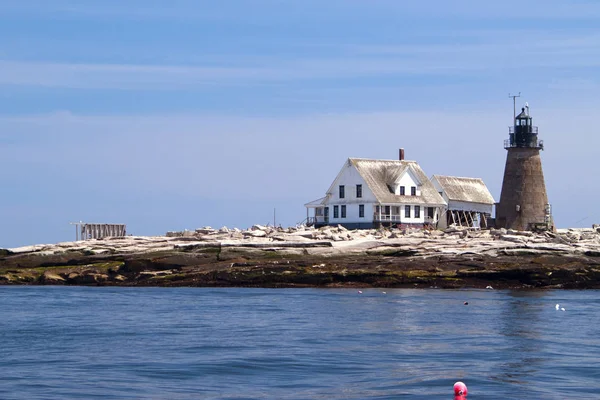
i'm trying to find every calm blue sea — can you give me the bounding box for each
[1,287,599,399]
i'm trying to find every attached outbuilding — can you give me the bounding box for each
[431,175,495,229]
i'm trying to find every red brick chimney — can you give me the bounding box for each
[399,148,405,161]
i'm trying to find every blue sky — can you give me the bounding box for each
[1,0,600,247]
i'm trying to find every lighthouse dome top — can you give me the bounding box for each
[516,107,530,119]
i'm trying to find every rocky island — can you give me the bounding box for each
[2,225,600,289]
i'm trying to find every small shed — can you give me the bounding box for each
[431,175,495,228]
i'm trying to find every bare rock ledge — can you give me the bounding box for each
[2,226,600,289]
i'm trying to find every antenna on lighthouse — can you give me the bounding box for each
[509,92,521,122]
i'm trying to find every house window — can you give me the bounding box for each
[411,186,417,196]
[415,206,421,218]
[428,207,434,218]
[334,205,339,218]
[341,205,346,218]
[405,205,411,218]
[400,186,405,195]
[359,204,364,218]
[339,185,345,199]
[356,184,362,198]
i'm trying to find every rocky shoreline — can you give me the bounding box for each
[2,225,600,289]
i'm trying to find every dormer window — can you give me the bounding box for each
[400,186,405,195]
[411,186,416,196]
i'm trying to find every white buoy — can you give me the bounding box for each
[555,304,560,310]
[486,285,493,290]
[382,291,387,294]
[561,307,566,311]
[358,290,363,294]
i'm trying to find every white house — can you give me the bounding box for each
[430,175,495,229]
[304,153,446,229]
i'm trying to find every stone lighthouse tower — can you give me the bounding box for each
[495,104,553,231]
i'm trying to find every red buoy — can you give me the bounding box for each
[454,381,468,399]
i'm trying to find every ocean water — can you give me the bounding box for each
[1,287,599,400]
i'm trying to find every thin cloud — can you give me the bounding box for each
[0,60,273,89]
[2,27,600,90]
[0,49,598,90]
[0,0,231,21]
[3,0,600,20]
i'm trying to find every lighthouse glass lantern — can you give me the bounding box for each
[506,107,543,150]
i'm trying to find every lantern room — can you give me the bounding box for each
[505,105,543,150]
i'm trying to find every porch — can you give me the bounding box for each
[373,205,440,228]
[304,197,328,227]
[305,216,329,226]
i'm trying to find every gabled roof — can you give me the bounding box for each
[432,175,495,205]
[350,158,445,205]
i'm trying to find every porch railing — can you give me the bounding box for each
[374,214,402,222]
[374,215,438,223]
[306,216,329,226]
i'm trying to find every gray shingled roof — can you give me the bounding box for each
[432,175,495,205]
[350,158,446,205]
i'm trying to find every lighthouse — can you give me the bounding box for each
[495,104,553,231]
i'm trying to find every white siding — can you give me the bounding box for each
[394,204,425,224]
[431,177,448,203]
[393,169,422,196]
[326,161,377,224]
[447,200,493,214]
[328,203,375,224]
